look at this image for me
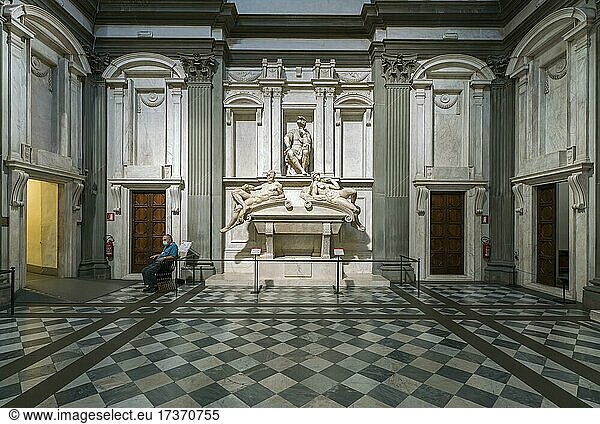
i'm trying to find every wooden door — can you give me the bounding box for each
[430,192,464,275]
[131,192,166,273]
[537,184,556,286]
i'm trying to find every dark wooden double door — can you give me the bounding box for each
[131,191,166,273]
[537,184,556,286]
[430,192,464,275]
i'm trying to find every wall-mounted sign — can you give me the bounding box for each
[333,248,345,256]
[106,212,115,221]
[481,215,489,224]
[250,248,261,255]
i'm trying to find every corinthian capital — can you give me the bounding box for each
[179,53,217,83]
[381,53,418,84]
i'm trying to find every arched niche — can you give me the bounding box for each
[103,52,186,80]
[224,93,265,177]
[506,7,594,77]
[5,4,90,75]
[413,54,495,82]
[333,93,374,178]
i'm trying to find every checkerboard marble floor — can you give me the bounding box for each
[1,282,599,407]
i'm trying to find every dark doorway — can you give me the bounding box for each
[131,191,166,273]
[430,192,465,275]
[536,184,556,286]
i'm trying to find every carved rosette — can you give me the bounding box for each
[381,53,418,84]
[179,53,217,84]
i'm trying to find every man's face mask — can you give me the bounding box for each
[163,240,169,246]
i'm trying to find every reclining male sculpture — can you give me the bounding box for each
[220,170,285,233]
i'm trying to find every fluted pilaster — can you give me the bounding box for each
[182,53,223,264]
[373,52,416,270]
[78,66,111,279]
[485,77,516,283]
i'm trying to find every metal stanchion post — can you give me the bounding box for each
[335,257,341,294]
[417,259,421,298]
[332,249,344,294]
[10,267,15,317]
[562,278,566,303]
[251,252,262,294]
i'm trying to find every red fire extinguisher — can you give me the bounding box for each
[482,236,491,260]
[104,235,115,261]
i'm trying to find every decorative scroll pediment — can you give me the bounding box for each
[11,171,29,208]
[110,184,122,215]
[168,185,182,215]
[72,182,84,212]
[512,183,524,215]
[567,172,587,212]
[474,187,487,215]
[416,187,428,216]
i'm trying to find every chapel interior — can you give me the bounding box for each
[0,0,599,409]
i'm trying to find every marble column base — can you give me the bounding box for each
[485,262,516,285]
[78,260,111,279]
[583,281,600,309]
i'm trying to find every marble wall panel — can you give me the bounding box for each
[341,114,364,177]
[433,92,463,167]
[135,90,166,166]
[234,113,258,177]
[542,62,568,154]
[31,63,57,154]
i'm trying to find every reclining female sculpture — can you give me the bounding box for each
[300,172,366,231]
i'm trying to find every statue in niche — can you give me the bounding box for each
[301,172,366,232]
[221,170,285,233]
[284,115,312,176]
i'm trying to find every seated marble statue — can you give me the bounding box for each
[284,116,312,176]
[301,172,366,232]
[221,170,285,233]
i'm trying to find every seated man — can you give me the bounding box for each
[141,234,178,293]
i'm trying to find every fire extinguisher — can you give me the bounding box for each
[104,235,115,261]
[481,236,491,260]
